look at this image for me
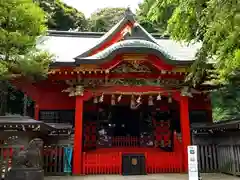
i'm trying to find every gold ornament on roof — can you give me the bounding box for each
[75,85,84,96]
[111,63,151,73]
[181,86,193,97]
[62,79,84,97]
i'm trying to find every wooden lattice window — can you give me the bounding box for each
[39,110,74,124]
[39,111,59,122]
[190,110,209,123]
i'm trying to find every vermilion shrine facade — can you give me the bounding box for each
[13,9,212,175]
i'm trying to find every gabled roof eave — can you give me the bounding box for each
[75,10,136,59]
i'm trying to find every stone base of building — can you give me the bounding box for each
[5,168,44,180]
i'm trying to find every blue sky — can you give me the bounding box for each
[62,0,143,17]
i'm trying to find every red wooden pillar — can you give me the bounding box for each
[180,95,191,172]
[73,95,83,175]
[34,104,39,120]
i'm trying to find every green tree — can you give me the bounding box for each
[36,0,88,31]
[137,0,175,33]
[211,85,240,121]
[88,7,126,32]
[143,0,240,121]
[211,71,240,121]
[0,0,52,115]
[146,0,240,85]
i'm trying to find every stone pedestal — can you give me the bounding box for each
[5,168,44,180]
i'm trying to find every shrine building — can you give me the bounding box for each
[13,9,213,175]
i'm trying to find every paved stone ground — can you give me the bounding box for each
[45,173,240,180]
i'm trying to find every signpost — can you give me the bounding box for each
[188,145,199,180]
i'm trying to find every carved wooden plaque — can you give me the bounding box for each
[132,158,138,166]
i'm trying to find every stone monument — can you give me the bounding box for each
[5,138,44,180]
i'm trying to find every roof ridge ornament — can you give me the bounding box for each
[125,7,134,17]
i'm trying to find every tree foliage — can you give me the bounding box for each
[211,85,240,121]
[212,71,240,121]
[36,0,88,31]
[145,0,240,85]
[0,0,52,115]
[0,0,52,79]
[137,0,176,34]
[139,0,240,121]
[88,7,126,32]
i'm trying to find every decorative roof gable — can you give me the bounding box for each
[75,8,136,58]
[73,8,196,66]
[38,8,201,67]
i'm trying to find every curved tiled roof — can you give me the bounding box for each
[37,34,201,64]
[79,39,177,60]
[37,8,202,66]
[76,9,136,58]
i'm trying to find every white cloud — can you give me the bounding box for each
[62,0,142,17]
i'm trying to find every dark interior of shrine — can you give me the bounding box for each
[111,105,140,137]
[38,94,211,129]
[109,104,181,138]
[81,95,183,151]
[37,94,211,151]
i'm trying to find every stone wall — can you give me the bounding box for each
[0,131,73,146]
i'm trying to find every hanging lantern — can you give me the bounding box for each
[168,140,172,147]
[111,94,116,105]
[157,93,161,100]
[99,94,104,102]
[75,85,84,96]
[136,95,141,104]
[181,86,193,97]
[69,91,75,97]
[93,96,98,104]
[148,96,154,106]
[161,139,165,147]
[130,95,136,108]
[168,96,172,103]
[117,94,122,102]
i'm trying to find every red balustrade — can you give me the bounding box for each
[112,136,139,147]
[82,133,183,175]
[82,151,182,174]
[83,152,122,175]
[145,152,183,173]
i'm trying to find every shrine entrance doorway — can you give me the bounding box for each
[111,105,141,137]
[82,93,184,175]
